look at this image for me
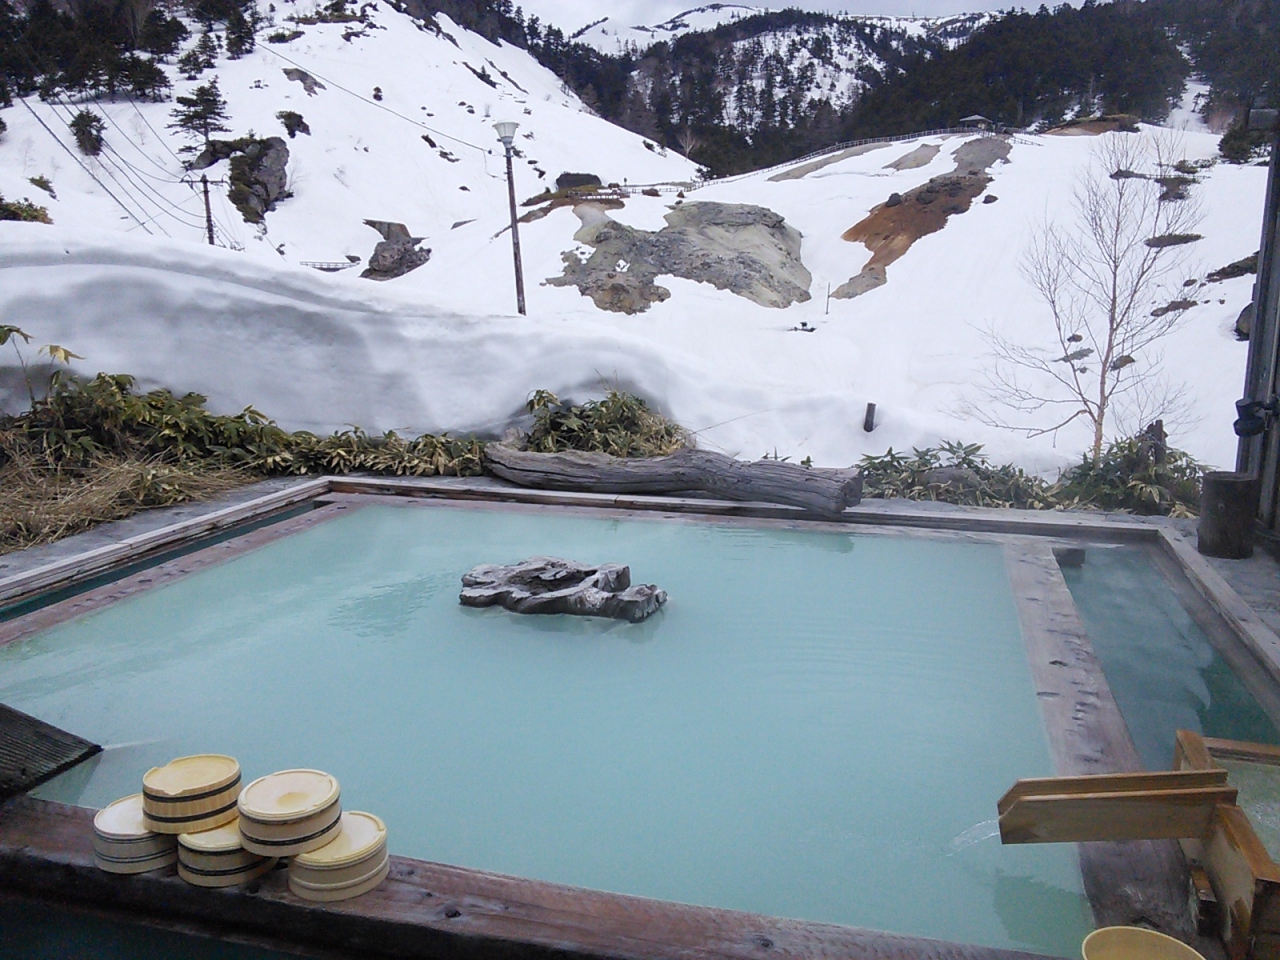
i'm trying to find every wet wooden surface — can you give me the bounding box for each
[1004,542,1224,958]
[0,705,99,799]
[0,798,1057,960]
[0,478,328,607]
[0,502,359,648]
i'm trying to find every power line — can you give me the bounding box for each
[46,93,213,236]
[97,100,185,180]
[13,33,228,242]
[40,94,178,237]
[17,96,154,233]
[129,95,187,165]
[6,43,159,233]
[256,43,502,176]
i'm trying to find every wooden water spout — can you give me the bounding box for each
[997,769,1235,844]
[999,731,1280,960]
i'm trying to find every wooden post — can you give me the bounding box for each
[503,144,526,316]
[1237,110,1280,532]
[862,403,876,433]
[200,175,215,246]
[1198,471,1261,559]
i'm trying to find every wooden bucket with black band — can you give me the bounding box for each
[142,755,241,835]
[178,817,277,888]
[237,769,342,857]
[289,810,389,902]
[93,794,178,874]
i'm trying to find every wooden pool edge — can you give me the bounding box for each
[3,476,1279,960]
[0,474,1169,611]
[1003,543,1223,958]
[0,797,1056,960]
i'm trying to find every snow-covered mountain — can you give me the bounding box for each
[0,0,1265,477]
[570,6,989,132]
[569,4,765,53]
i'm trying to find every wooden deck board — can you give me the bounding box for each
[0,798,1057,960]
[1004,542,1223,956]
[0,705,100,799]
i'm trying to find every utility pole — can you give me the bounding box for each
[200,174,215,246]
[493,120,527,316]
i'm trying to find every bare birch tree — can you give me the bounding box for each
[676,126,702,159]
[980,132,1203,462]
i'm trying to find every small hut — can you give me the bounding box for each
[958,115,994,131]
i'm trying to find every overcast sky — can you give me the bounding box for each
[516,0,1025,33]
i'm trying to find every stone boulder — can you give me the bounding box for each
[189,136,292,224]
[227,137,291,223]
[556,172,602,191]
[460,557,667,622]
[361,220,431,280]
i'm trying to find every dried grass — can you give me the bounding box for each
[0,439,250,554]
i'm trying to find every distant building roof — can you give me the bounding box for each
[959,115,994,125]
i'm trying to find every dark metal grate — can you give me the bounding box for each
[0,703,100,799]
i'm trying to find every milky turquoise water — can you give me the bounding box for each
[1062,546,1280,770]
[1,504,1091,955]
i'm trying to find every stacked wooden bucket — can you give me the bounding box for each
[92,754,388,902]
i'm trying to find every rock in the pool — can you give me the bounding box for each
[459,557,667,622]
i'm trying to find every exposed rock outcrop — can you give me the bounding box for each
[835,137,1010,299]
[189,136,292,224]
[548,201,811,313]
[282,67,326,95]
[228,137,291,224]
[361,220,430,280]
[460,557,667,622]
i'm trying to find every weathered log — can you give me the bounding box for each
[483,445,862,517]
[1198,471,1260,559]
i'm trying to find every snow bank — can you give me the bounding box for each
[0,0,1266,475]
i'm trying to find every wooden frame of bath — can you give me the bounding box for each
[4,476,1280,960]
[1176,730,1280,960]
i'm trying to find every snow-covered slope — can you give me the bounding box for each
[0,3,1265,476]
[0,3,696,263]
[713,17,945,128]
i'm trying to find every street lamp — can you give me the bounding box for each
[494,120,526,316]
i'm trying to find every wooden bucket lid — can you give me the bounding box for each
[94,794,154,841]
[293,812,386,870]
[238,769,339,824]
[179,817,245,853]
[143,755,240,799]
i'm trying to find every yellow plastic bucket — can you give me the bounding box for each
[1083,927,1207,960]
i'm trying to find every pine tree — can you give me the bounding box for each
[68,109,104,155]
[169,77,229,152]
[225,7,257,58]
[177,30,217,79]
